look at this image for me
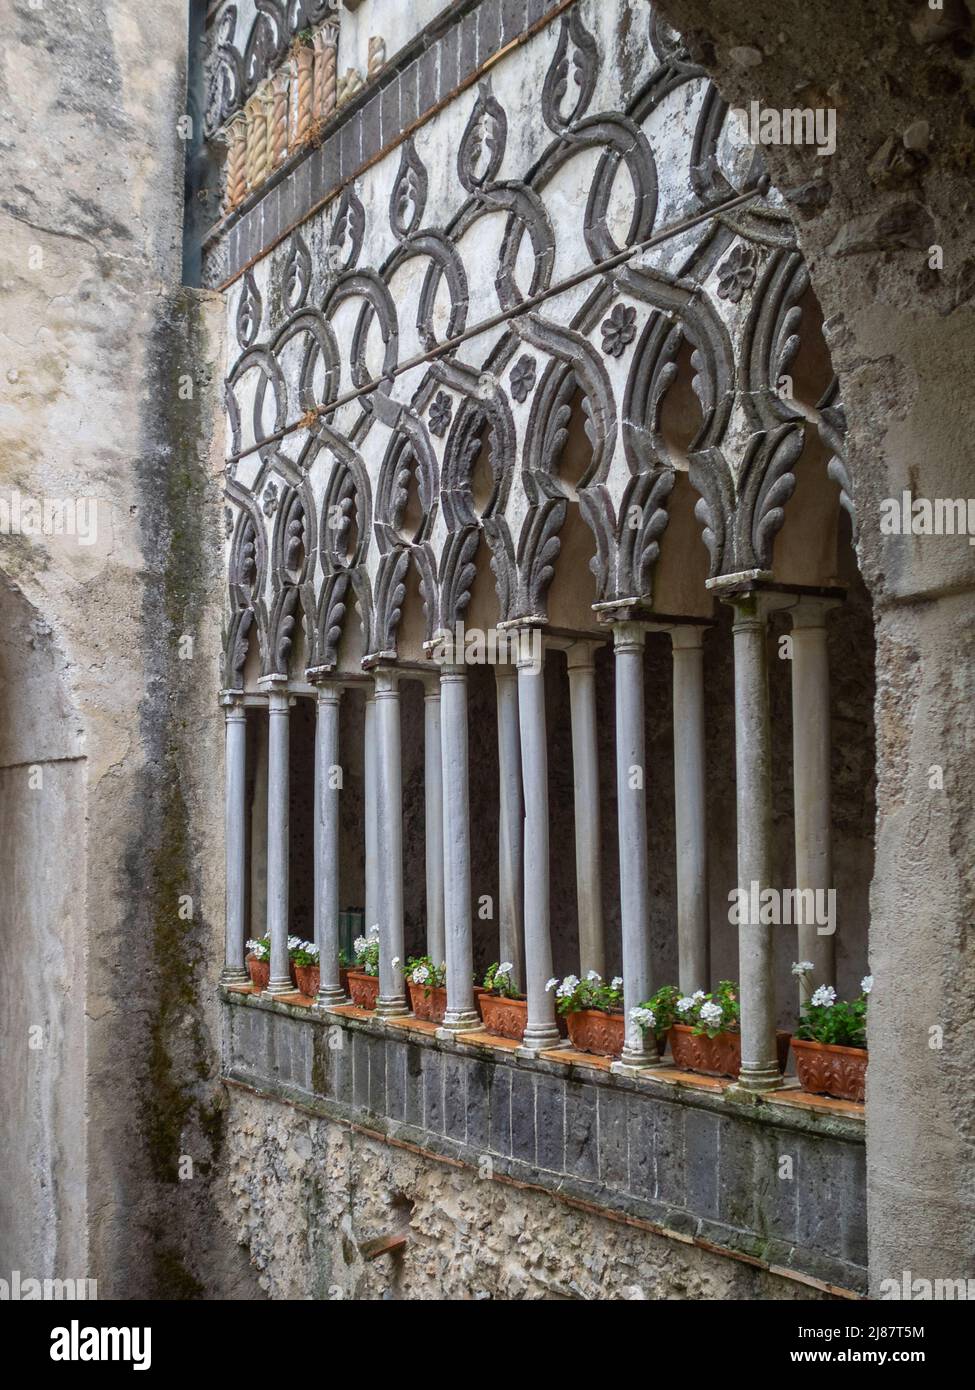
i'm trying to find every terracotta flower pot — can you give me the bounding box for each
[407,980,447,1023]
[347,969,380,1010]
[565,1008,625,1058]
[478,991,527,1041]
[294,963,320,998]
[792,1038,867,1102]
[669,1024,792,1079]
[246,955,269,991]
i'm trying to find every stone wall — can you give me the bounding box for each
[223,991,868,1294]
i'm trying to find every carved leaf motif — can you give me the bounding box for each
[389,139,428,239]
[231,607,254,678]
[236,270,262,348]
[284,231,312,310]
[457,82,508,191]
[542,10,599,132]
[329,186,365,276]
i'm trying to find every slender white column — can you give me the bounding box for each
[364,690,378,936]
[566,641,604,979]
[222,694,249,983]
[265,687,293,994]
[791,599,836,1001]
[422,675,445,967]
[516,631,560,1054]
[314,681,346,1006]
[374,668,407,1015]
[438,659,480,1033]
[671,627,710,995]
[613,622,657,1067]
[495,664,524,990]
[729,594,780,1091]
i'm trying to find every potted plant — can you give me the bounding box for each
[477,961,527,1040]
[404,956,447,1022]
[548,972,625,1057]
[245,936,270,991]
[347,929,380,1009]
[636,981,790,1079]
[790,965,869,1102]
[291,939,320,997]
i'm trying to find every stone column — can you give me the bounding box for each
[438,658,480,1034]
[313,23,339,124]
[374,669,407,1015]
[314,681,345,1006]
[270,68,290,168]
[566,641,604,978]
[244,92,267,194]
[613,622,657,1067]
[495,664,524,990]
[422,675,445,967]
[791,599,836,1000]
[222,694,248,983]
[225,110,248,210]
[291,42,315,147]
[729,593,780,1091]
[516,630,560,1054]
[364,689,378,936]
[264,687,292,994]
[671,627,710,995]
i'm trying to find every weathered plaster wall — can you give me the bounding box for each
[0,0,256,1296]
[655,0,975,1296]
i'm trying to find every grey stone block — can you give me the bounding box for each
[489,1065,511,1155]
[565,1082,598,1181]
[438,23,460,101]
[367,1034,387,1114]
[510,1068,536,1164]
[597,1086,628,1188]
[717,1115,760,1231]
[360,94,381,163]
[653,1101,685,1206]
[458,13,479,80]
[405,1043,424,1127]
[684,1108,720,1219]
[501,0,527,47]
[444,1054,467,1142]
[380,82,400,147]
[535,1076,565,1171]
[422,1047,444,1133]
[400,62,420,130]
[627,1095,655,1200]
[386,1037,407,1120]
[478,0,502,63]
[467,1061,491,1149]
[352,1031,370,1111]
[417,45,440,118]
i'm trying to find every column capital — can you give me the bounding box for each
[372,667,399,697]
[220,689,245,711]
[612,620,646,652]
[512,626,544,672]
[494,662,518,686]
[566,639,599,673]
[789,594,843,630]
[669,625,706,652]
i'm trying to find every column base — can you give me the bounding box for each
[220,965,249,986]
[315,986,348,1009]
[732,1065,784,1095]
[516,1025,564,1059]
[375,994,409,1017]
[264,976,295,996]
[437,1010,482,1040]
[611,1051,660,1078]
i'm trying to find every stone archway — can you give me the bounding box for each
[0,574,87,1279]
[654,0,975,1294]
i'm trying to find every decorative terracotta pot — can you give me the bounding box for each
[669,1024,792,1078]
[478,991,527,1041]
[246,955,269,991]
[565,1008,625,1058]
[407,980,447,1023]
[792,1038,867,1102]
[294,963,320,998]
[347,969,380,1010]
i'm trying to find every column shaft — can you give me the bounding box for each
[265,689,292,994]
[364,692,378,935]
[495,666,524,990]
[439,664,479,1030]
[314,683,345,1005]
[671,628,710,995]
[731,597,780,1090]
[613,623,657,1066]
[517,634,560,1052]
[567,643,604,978]
[423,679,445,967]
[791,602,836,999]
[374,671,407,1015]
[223,698,248,983]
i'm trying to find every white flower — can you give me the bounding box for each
[630,1006,656,1030]
[611,977,623,990]
[586,970,601,982]
[497,962,513,976]
[692,990,706,1003]
[245,940,258,952]
[676,995,696,1014]
[545,977,558,992]
[287,935,302,949]
[391,957,400,970]
[353,936,367,955]
[699,1001,723,1026]
[860,975,873,995]
[811,984,836,1008]
[410,963,430,984]
[367,923,380,940]
[792,961,815,977]
[556,975,579,999]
